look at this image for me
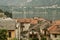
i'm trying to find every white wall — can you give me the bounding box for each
[15,23,20,40]
[50,34,60,40]
[23,23,30,31]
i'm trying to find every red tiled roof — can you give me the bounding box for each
[17,18,38,24]
[48,20,60,34]
[17,18,25,22]
[16,18,47,24]
[30,19,38,24]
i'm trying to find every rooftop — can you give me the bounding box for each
[17,18,47,24]
[48,20,60,34]
[0,18,16,30]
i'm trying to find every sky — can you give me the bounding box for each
[0,0,31,6]
[0,0,60,7]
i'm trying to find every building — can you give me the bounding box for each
[48,20,60,40]
[0,18,16,40]
[16,17,50,40]
[17,18,37,40]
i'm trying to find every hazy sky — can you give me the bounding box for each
[0,0,31,6]
[0,0,60,6]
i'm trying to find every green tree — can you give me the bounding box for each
[4,11,12,18]
[0,9,3,13]
[0,29,7,40]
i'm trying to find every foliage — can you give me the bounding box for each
[0,9,3,13]
[0,9,5,17]
[4,11,12,18]
[11,38,18,40]
[32,38,39,40]
[0,29,7,40]
[29,38,32,40]
[41,37,47,40]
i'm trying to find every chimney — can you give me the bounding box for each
[33,17,38,20]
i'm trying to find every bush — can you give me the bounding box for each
[29,38,32,40]
[0,29,7,40]
[41,37,47,40]
[11,38,17,40]
[32,38,39,40]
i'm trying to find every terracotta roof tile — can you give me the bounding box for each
[16,18,47,24]
[17,18,38,24]
[17,19,25,22]
[30,19,38,24]
[48,20,60,34]
[24,18,31,23]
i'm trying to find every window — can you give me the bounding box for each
[9,32,11,38]
[54,34,57,38]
